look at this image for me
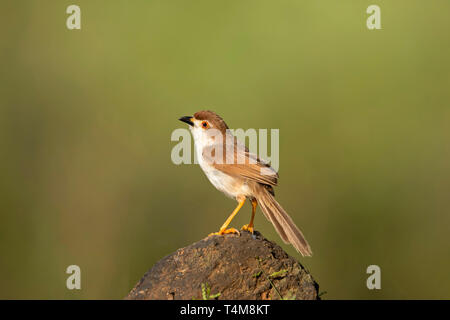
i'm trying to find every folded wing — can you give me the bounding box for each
[202,137,278,187]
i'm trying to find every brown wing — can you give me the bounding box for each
[202,138,278,186]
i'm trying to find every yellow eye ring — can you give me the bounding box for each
[201,121,209,129]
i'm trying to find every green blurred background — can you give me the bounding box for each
[1,0,449,299]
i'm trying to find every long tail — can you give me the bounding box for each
[254,185,312,257]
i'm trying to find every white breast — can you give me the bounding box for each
[191,126,251,199]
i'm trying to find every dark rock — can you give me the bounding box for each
[126,231,319,300]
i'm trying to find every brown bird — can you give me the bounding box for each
[179,110,312,256]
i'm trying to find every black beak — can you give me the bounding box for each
[179,116,194,126]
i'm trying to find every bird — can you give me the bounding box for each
[179,110,312,256]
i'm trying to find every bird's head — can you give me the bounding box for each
[179,110,229,144]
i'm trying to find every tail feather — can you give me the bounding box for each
[254,185,312,257]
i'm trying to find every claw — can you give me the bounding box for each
[208,228,240,237]
[241,224,254,234]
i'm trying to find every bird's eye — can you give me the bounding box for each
[201,121,209,129]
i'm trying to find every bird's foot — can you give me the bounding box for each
[241,224,254,234]
[208,228,240,237]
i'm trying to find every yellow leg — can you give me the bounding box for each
[209,197,246,236]
[242,199,257,234]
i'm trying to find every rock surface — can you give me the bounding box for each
[126,231,319,300]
